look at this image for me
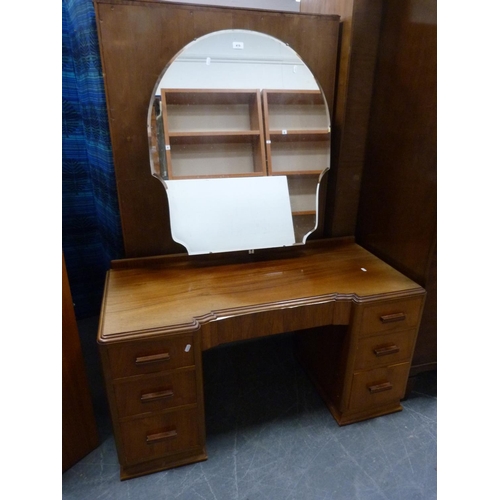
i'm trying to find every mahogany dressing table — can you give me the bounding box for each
[94,9,425,480]
[97,237,425,479]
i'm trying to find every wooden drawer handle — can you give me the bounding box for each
[380,312,406,324]
[368,381,393,394]
[135,352,170,365]
[373,344,400,357]
[146,429,178,444]
[140,389,174,403]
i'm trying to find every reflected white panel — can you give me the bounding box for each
[165,176,296,255]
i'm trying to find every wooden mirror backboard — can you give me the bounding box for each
[94,0,340,257]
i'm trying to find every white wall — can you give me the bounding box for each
[156,30,319,92]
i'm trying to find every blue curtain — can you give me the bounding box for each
[62,0,123,319]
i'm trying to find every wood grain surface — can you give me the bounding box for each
[98,238,423,342]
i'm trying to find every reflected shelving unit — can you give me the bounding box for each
[155,87,331,245]
[262,89,331,234]
[160,89,266,179]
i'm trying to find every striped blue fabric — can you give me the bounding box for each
[62,0,123,318]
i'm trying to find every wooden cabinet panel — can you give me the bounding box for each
[107,334,195,379]
[120,407,202,466]
[114,369,198,418]
[100,328,206,479]
[283,301,335,332]
[349,362,410,410]
[358,297,424,337]
[62,254,99,472]
[355,0,437,375]
[411,242,437,373]
[215,310,284,345]
[354,329,416,371]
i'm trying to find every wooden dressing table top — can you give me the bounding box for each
[97,238,426,478]
[98,238,423,344]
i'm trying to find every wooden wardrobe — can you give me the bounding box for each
[302,0,437,377]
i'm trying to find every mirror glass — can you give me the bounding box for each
[147,29,331,255]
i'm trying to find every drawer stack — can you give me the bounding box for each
[99,332,207,480]
[292,293,425,426]
[344,296,425,422]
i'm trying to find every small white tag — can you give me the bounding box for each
[165,145,171,151]
[185,344,191,352]
[282,129,288,135]
[266,140,271,144]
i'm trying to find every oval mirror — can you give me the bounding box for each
[147,29,331,255]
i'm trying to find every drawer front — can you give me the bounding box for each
[114,369,198,418]
[107,334,195,379]
[349,362,410,411]
[354,329,417,371]
[359,297,423,337]
[120,407,201,466]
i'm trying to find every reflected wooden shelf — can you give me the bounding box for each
[157,87,332,241]
[262,90,331,215]
[161,89,266,179]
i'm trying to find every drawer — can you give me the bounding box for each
[120,407,202,466]
[107,334,195,379]
[358,297,423,337]
[114,369,198,418]
[354,329,417,371]
[349,362,410,411]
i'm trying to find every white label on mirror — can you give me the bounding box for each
[232,41,244,49]
[165,176,295,255]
